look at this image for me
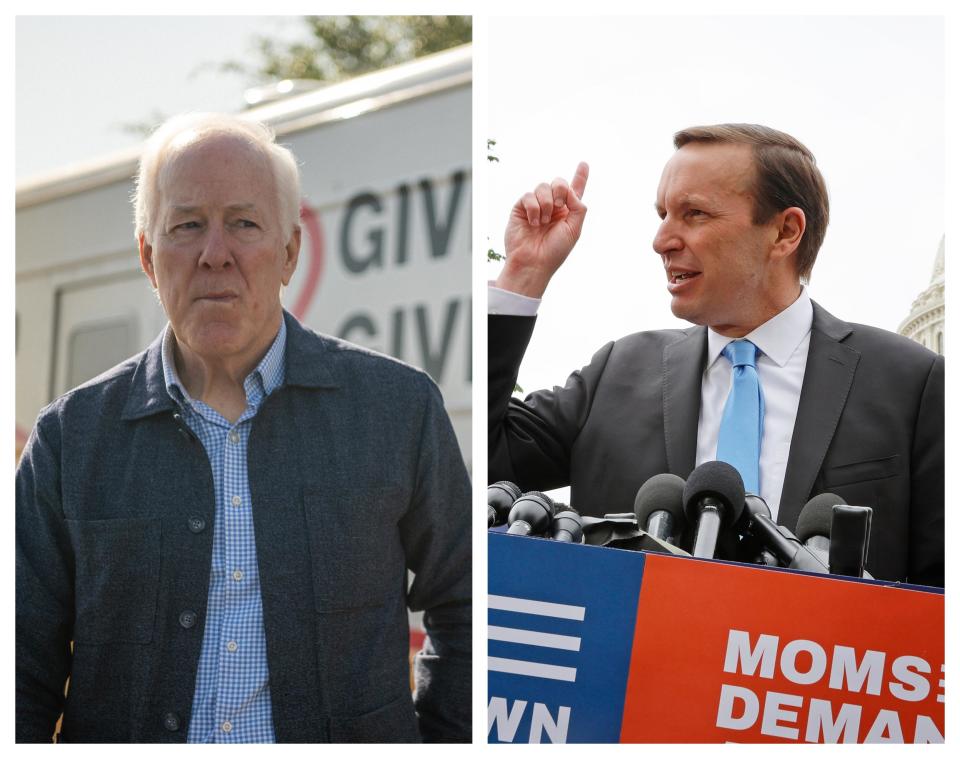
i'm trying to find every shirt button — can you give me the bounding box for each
[229,431,240,444]
[188,517,206,533]
[226,640,238,653]
[179,610,198,629]
[163,712,181,732]
[231,495,242,507]
[232,569,243,582]
[222,721,233,733]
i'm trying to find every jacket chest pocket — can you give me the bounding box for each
[66,518,161,644]
[821,453,901,488]
[302,490,406,612]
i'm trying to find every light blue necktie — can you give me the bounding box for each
[716,339,765,494]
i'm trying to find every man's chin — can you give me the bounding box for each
[669,297,704,326]
[177,322,248,359]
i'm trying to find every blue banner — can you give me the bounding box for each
[487,532,647,743]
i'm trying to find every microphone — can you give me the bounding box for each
[551,505,583,543]
[633,473,686,544]
[796,492,847,564]
[488,481,522,528]
[506,492,556,536]
[829,505,873,578]
[734,494,779,566]
[749,513,830,574]
[682,461,745,559]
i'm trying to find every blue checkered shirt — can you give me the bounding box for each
[161,320,287,743]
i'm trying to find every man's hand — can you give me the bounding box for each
[495,162,589,298]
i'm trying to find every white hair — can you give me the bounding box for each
[133,112,302,244]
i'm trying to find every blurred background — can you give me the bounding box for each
[16,15,473,467]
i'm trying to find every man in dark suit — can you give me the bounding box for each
[489,123,943,587]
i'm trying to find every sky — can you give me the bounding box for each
[16,15,310,179]
[485,13,946,505]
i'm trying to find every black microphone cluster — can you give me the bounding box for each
[486,482,584,544]
[630,461,874,578]
[489,463,875,579]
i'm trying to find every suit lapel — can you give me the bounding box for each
[778,302,860,528]
[662,327,706,477]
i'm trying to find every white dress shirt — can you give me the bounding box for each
[697,289,812,519]
[488,283,814,520]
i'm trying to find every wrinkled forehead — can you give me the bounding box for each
[657,142,756,203]
[157,131,276,208]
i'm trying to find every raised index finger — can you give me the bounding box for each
[570,161,590,199]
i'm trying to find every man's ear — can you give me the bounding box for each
[139,233,159,289]
[281,226,302,286]
[771,207,806,264]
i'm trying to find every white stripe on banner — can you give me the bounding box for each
[488,656,578,682]
[488,594,586,621]
[488,625,582,651]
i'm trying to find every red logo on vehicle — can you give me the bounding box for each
[291,201,325,321]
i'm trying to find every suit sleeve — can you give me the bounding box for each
[488,313,615,492]
[16,410,74,743]
[400,378,472,742]
[908,353,944,587]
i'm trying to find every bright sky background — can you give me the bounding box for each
[16,15,310,179]
[486,15,945,402]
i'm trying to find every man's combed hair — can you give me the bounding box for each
[133,112,302,245]
[673,123,829,283]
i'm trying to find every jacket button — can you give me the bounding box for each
[188,517,206,533]
[163,712,181,732]
[179,610,198,629]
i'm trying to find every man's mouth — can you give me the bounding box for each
[197,292,237,302]
[669,270,701,284]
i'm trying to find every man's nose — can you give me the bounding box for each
[198,225,233,269]
[652,219,681,258]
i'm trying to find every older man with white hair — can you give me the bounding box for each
[16,113,472,743]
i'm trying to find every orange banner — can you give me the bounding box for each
[621,554,943,743]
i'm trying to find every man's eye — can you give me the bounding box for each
[173,221,201,231]
[237,219,259,228]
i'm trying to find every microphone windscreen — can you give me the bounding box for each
[796,492,847,542]
[488,481,521,507]
[488,481,522,527]
[488,481,521,502]
[552,507,584,542]
[633,473,686,525]
[507,491,556,536]
[682,460,745,525]
[520,491,555,511]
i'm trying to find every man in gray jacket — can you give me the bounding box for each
[16,113,471,743]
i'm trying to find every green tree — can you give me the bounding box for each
[227,15,471,85]
[121,16,471,137]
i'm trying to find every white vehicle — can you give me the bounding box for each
[16,45,472,470]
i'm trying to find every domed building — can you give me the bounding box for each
[898,237,945,355]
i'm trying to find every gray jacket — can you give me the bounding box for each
[489,302,943,586]
[16,311,472,742]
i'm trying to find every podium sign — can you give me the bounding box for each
[487,532,944,743]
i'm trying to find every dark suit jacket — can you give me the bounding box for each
[489,302,943,586]
[17,311,472,742]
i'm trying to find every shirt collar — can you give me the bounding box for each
[706,286,813,369]
[161,318,287,407]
